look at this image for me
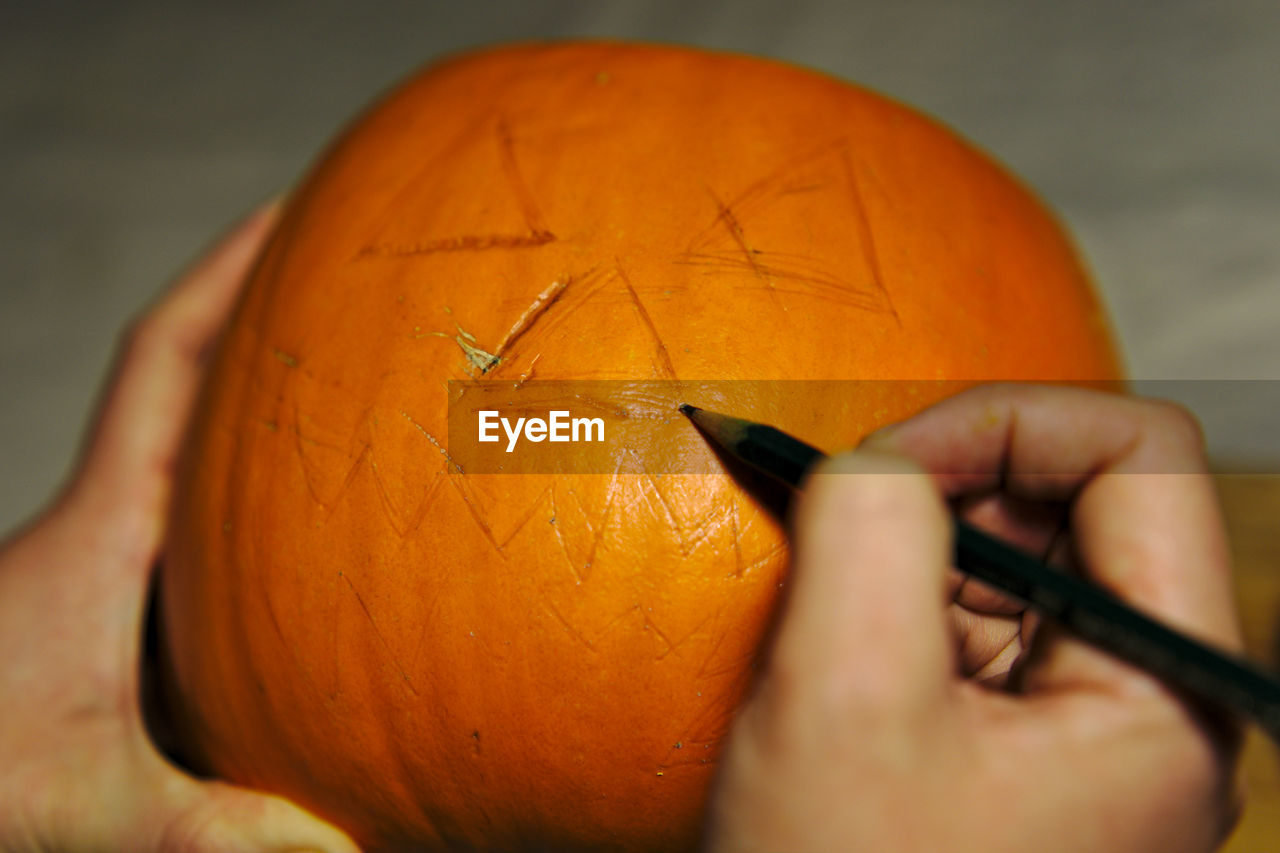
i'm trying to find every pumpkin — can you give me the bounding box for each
[159,41,1122,852]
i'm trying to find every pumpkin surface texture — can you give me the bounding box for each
[160,41,1123,852]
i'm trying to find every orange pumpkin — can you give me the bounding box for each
[159,41,1122,851]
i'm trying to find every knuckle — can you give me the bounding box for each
[157,785,267,853]
[1144,399,1209,456]
[157,813,214,853]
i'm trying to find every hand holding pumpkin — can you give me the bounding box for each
[706,384,1244,853]
[0,202,359,853]
[0,194,1242,852]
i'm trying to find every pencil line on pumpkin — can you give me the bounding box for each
[356,231,556,259]
[496,116,554,242]
[343,575,420,696]
[705,187,785,315]
[616,262,679,379]
[838,146,900,326]
[446,475,505,558]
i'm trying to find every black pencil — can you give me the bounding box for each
[679,403,1280,742]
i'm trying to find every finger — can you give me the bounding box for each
[22,720,360,853]
[861,382,1195,497]
[1022,467,1240,694]
[154,777,362,853]
[870,384,1240,690]
[953,491,1067,563]
[67,199,281,561]
[950,605,1023,683]
[767,449,955,720]
[951,490,1067,614]
[942,491,1061,682]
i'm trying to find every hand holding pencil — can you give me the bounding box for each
[705,384,1243,853]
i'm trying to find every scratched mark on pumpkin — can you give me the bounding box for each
[446,475,505,558]
[579,462,624,584]
[615,263,679,380]
[543,457,629,584]
[414,324,501,375]
[637,458,680,520]
[496,117,554,242]
[357,232,556,258]
[512,352,541,387]
[399,410,464,474]
[730,500,744,578]
[320,572,344,701]
[573,603,702,662]
[547,485,587,585]
[316,444,370,514]
[655,678,747,772]
[636,463,714,558]
[343,575,420,696]
[490,484,555,551]
[674,252,892,314]
[482,266,610,377]
[525,392,630,420]
[654,500,731,560]
[543,598,596,652]
[253,545,330,703]
[683,141,845,254]
[693,626,732,680]
[290,404,347,456]
[651,611,715,663]
[704,188,784,313]
[362,416,445,538]
[705,188,768,279]
[291,399,373,512]
[639,610,676,656]
[355,116,554,259]
[406,589,448,682]
[697,139,850,237]
[492,277,570,359]
[838,147,900,326]
[678,138,898,318]
[735,540,788,582]
[413,269,582,378]
[273,348,299,368]
[400,389,504,554]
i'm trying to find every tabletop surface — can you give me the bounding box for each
[1219,475,1280,850]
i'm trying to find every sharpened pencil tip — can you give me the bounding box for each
[678,403,698,417]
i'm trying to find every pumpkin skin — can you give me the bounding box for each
[160,41,1122,852]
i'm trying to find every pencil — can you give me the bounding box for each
[679,403,1280,742]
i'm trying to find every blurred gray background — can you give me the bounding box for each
[3,0,1279,534]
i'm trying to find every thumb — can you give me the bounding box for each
[770,450,955,717]
[151,773,362,853]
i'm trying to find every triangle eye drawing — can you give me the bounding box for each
[678,140,898,322]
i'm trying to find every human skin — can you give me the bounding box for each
[0,202,1241,851]
[0,201,359,852]
[706,384,1244,852]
